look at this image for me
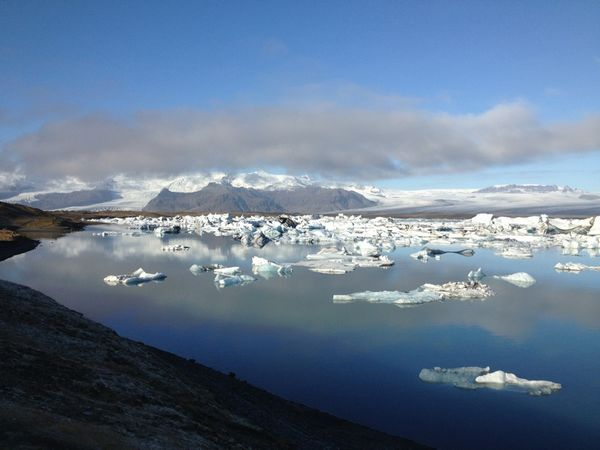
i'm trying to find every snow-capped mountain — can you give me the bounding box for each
[3,172,600,215]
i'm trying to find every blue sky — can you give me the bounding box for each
[1,0,599,190]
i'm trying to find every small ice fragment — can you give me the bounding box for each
[251,256,292,278]
[294,259,356,274]
[493,272,536,288]
[467,268,486,284]
[189,263,224,274]
[104,268,166,286]
[497,247,533,259]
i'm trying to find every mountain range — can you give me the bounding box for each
[2,171,600,215]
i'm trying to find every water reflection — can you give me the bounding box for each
[1,224,599,449]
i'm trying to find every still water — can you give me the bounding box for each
[1,224,599,449]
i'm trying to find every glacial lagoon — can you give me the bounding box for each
[1,222,600,449]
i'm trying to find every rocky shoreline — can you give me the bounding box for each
[0,279,426,449]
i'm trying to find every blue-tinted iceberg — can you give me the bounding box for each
[104,268,167,286]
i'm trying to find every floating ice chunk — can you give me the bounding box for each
[214,266,241,276]
[104,267,167,286]
[419,281,494,300]
[351,255,395,268]
[475,370,562,396]
[419,366,561,395]
[154,225,181,236]
[467,268,486,284]
[214,274,256,288]
[410,249,430,262]
[419,366,491,389]
[493,272,536,288]
[162,244,190,251]
[295,259,357,274]
[333,281,493,307]
[251,256,292,278]
[333,289,441,306]
[189,263,224,274]
[554,262,600,272]
[497,247,533,259]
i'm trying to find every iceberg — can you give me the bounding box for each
[295,259,357,274]
[419,366,491,389]
[554,262,600,273]
[103,268,167,286]
[251,256,292,278]
[333,280,493,307]
[189,263,224,274]
[467,267,486,284]
[493,272,536,288]
[214,274,256,288]
[419,366,562,395]
[496,247,533,259]
[475,370,562,396]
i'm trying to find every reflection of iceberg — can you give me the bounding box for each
[251,256,292,278]
[410,247,474,263]
[554,262,600,273]
[493,272,536,288]
[419,366,561,396]
[333,281,494,307]
[103,268,166,286]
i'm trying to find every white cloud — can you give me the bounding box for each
[4,101,600,183]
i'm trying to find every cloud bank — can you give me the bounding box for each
[3,101,600,183]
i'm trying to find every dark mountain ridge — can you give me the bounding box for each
[143,183,376,213]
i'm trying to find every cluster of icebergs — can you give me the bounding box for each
[419,366,561,396]
[90,213,600,261]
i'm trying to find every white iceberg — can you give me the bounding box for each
[420,366,561,395]
[305,247,351,260]
[475,370,562,396]
[103,268,167,286]
[467,267,486,283]
[251,256,292,278]
[554,262,600,273]
[497,247,533,259]
[189,263,224,274]
[333,281,493,307]
[295,259,357,274]
[493,272,536,288]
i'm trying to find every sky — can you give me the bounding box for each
[1,0,599,191]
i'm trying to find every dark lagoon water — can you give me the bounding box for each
[1,224,600,449]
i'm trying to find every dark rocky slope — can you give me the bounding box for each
[143,183,376,213]
[0,280,426,449]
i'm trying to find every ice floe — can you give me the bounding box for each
[333,277,494,307]
[214,274,256,288]
[103,268,167,286]
[162,244,190,252]
[419,366,561,396]
[554,262,600,273]
[251,256,292,278]
[189,263,224,274]
[493,272,537,288]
